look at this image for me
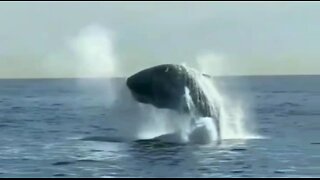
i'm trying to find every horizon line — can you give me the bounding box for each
[1,73,320,80]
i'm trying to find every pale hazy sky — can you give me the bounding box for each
[1,1,320,78]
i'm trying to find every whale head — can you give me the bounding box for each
[126,64,188,110]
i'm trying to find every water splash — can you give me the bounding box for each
[70,25,118,78]
[69,25,120,108]
[184,86,218,144]
[194,52,261,140]
[185,66,253,140]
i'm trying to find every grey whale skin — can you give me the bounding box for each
[126,64,221,140]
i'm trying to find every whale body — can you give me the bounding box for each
[126,64,221,140]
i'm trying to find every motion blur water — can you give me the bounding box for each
[0,76,320,177]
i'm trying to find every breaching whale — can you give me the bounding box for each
[126,64,221,140]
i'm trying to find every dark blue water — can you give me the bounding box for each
[0,76,319,177]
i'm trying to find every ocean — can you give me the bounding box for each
[0,75,319,177]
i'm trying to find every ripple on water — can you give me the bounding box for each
[231,170,244,174]
[230,148,247,152]
[310,142,320,145]
[53,173,67,177]
[76,159,100,163]
[52,161,74,166]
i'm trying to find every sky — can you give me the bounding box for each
[1,1,320,78]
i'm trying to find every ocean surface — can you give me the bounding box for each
[0,76,319,178]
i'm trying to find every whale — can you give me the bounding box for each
[126,64,221,140]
